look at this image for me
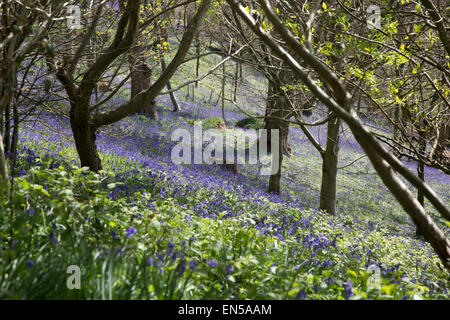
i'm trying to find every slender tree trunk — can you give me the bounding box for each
[0,129,10,198]
[160,56,180,112]
[416,126,427,236]
[233,61,239,102]
[319,115,341,215]
[221,61,226,126]
[265,78,289,194]
[393,105,403,159]
[239,58,243,81]
[195,36,200,88]
[10,102,19,179]
[3,106,10,153]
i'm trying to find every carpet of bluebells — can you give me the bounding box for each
[0,51,449,299]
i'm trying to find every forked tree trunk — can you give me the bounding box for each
[319,115,341,215]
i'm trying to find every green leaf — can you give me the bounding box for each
[20,179,30,190]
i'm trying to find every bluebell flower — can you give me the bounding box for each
[127,226,137,238]
[179,260,187,276]
[207,259,218,268]
[189,259,198,270]
[296,290,307,299]
[344,280,353,299]
[50,225,58,244]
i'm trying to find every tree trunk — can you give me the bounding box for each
[416,125,427,236]
[433,120,449,165]
[265,78,289,194]
[265,79,291,156]
[3,105,10,153]
[319,115,341,215]
[393,105,403,160]
[70,113,102,172]
[269,135,283,194]
[160,56,180,112]
[221,62,226,126]
[195,36,200,88]
[131,59,158,120]
[233,61,239,102]
[0,129,10,198]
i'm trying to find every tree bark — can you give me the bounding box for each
[416,125,427,237]
[131,59,158,119]
[265,78,289,194]
[70,107,102,172]
[9,102,19,178]
[233,61,239,102]
[0,129,10,198]
[195,36,200,88]
[3,105,10,153]
[319,115,341,215]
[221,61,226,126]
[160,54,180,112]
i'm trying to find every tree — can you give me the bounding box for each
[0,0,65,197]
[51,0,211,171]
[225,0,450,271]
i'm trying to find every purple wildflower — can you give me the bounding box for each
[344,280,353,299]
[127,226,137,238]
[207,259,218,267]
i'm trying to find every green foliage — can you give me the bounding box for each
[0,153,448,299]
[236,117,265,130]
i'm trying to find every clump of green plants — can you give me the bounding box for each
[236,117,265,130]
[0,151,448,299]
